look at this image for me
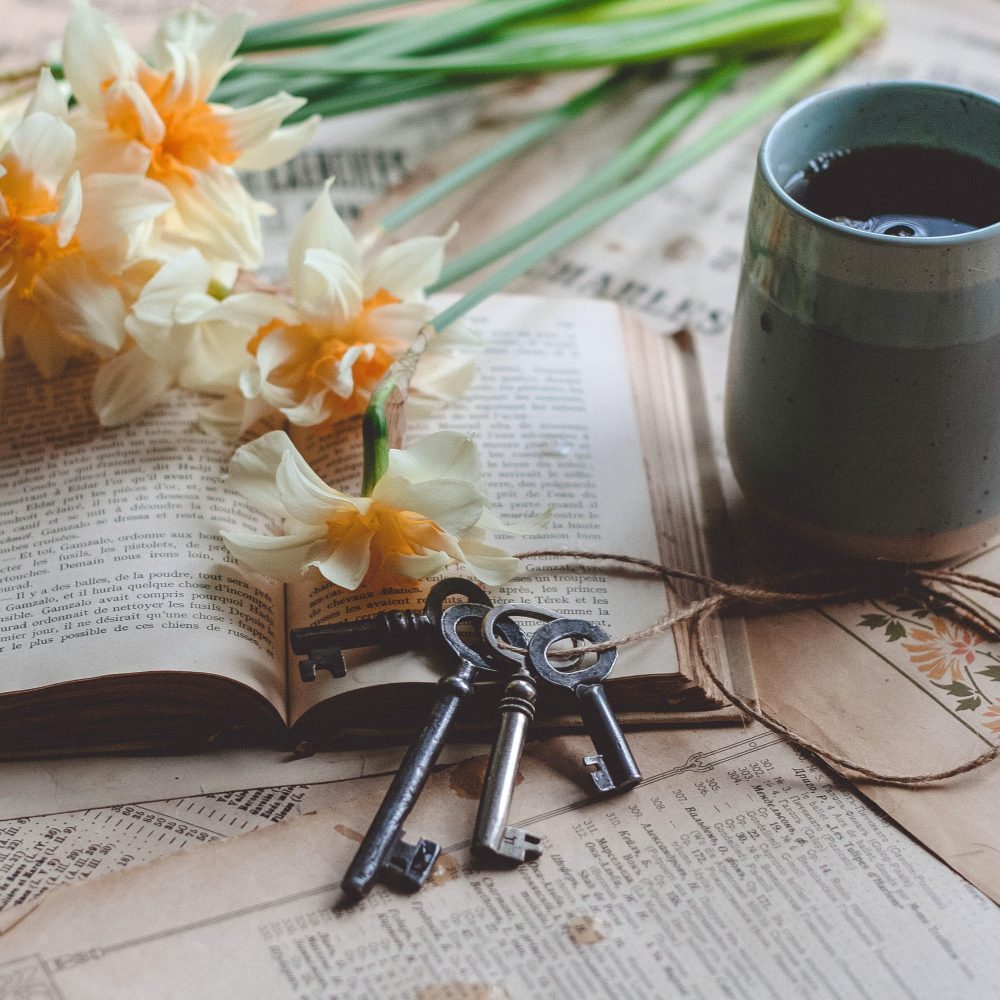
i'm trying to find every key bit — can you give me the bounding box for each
[495,826,543,864]
[382,830,441,894]
[290,578,491,681]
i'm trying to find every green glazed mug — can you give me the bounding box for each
[725,81,1000,563]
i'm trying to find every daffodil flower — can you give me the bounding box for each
[63,1,318,268]
[220,430,529,590]
[239,183,476,429]
[0,72,172,377]
[91,248,279,427]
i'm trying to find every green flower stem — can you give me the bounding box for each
[260,0,844,77]
[362,382,393,496]
[237,25,364,56]
[430,59,742,292]
[284,74,490,123]
[375,70,633,235]
[251,0,599,78]
[240,0,419,52]
[518,0,704,30]
[426,1,883,335]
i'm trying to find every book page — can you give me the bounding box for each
[3,724,999,997]
[0,360,286,715]
[286,294,682,725]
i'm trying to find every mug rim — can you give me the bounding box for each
[758,79,1000,247]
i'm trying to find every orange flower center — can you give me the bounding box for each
[248,289,402,424]
[325,502,447,585]
[0,156,76,297]
[103,67,238,185]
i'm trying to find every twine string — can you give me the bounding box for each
[503,549,1000,787]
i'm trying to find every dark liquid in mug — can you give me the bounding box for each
[784,144,1000,237]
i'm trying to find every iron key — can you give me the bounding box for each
[342,602,513,901]
[527,618,642,794]
[291,578,491,681]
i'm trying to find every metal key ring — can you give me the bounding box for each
[423,578,492,628]
[481,603,563,668]
[526,619,617,689]
[439,603,524,677]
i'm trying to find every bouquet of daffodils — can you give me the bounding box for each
[1,0,882,592]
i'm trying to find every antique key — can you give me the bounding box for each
[471,604,565,865]
[527,618,642,794]
[342,602,520,901]
[290,577,491,681]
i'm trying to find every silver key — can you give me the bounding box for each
[472,604,562,865]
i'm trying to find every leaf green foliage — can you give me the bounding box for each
[858,613,889,629]
[977,666,1000,682]
[946,682,975,699]
[956,697,983,712]
[218,0,865,120]
[884,620,906,642]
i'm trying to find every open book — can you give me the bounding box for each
[0,294,751,756]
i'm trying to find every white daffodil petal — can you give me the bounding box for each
[114,79,166,148]
[63,0,137,116]
[280,391,332,428]
[76,173,173,264]
[361,300,433,347]
[364,234,449,300]
[252,325,307,388]
[33,256,128,354]
[128,249,213,336]
[161,166,263,269]
[153,5,219,64]
[56,172,83,247]
[234,116,319,172]
[385,430,481,486]
[12,304,80,378]
[220,526,327,583]
[26,68,68,118]
[173,291,222,325]
[301,247,364,322]
[177,324,253,394]
[275,449,350,525]
[70,115,152,178]
[91,348,174,427]
[371,475,485,537]
[5,112,75,193]
[408,350,477,413]
[456,537,521,586]
[216,93,306,156]
[288,183,360,304]
[202,290,296,328]
[227,430,301,520]
[309,518,374,591]
[192,12,251,99]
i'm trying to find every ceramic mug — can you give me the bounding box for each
[725,80,1000,563]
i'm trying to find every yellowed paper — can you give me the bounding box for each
[2,725,999,997]
[0,362,286,712]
